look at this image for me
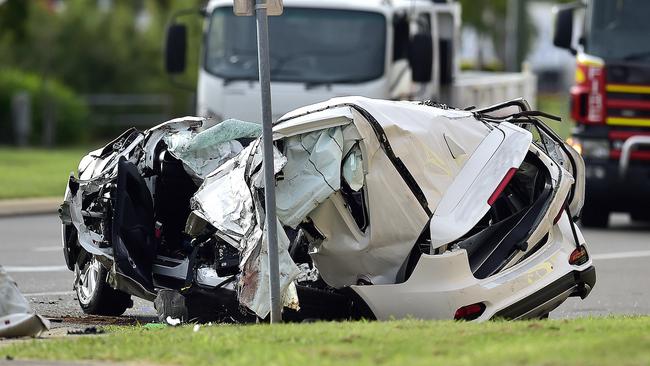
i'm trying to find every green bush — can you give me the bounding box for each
[0,68,89,145]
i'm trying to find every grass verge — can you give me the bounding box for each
[3,317,650,366]
[537,93,573,139]
[0,147,85,199]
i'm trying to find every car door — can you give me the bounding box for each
[111,158,157,298]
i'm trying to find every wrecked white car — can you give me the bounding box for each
[59,97,595,322]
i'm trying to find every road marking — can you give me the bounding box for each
[592,250,650,261]
[31,246,62,252]
[23,291,75,297]
[3,265,68,273]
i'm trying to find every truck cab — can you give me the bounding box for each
[165,0,536,123]
[554,0,650,227]
[196,0,460,122]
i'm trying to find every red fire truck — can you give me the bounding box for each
[553,0,650,227]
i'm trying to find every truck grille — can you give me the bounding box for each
[605,62,650,127]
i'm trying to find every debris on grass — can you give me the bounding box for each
[66,326,105,336]
[165,317,181,326]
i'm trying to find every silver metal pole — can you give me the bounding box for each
[505,0,518,72]
[255,0,282,323]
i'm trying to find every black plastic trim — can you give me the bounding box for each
[340,287,377,320]
[493,265,596,319]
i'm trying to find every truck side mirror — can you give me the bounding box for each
[393,14,410,61]
[409,33,433,83]
[165,24,187,74]
[553,6,576,55]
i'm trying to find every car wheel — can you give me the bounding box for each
[75,254,133,316]
[580,207,609,228]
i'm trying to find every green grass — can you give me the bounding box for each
[537,93,574,139]
[0,147,86,199]
[4,317,650,366]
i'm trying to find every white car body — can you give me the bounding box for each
[60,97,594,322]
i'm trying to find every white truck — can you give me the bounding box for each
[164,0,537,122]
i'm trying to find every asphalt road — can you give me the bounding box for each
[0,214,156,323]
[1,213,649,322]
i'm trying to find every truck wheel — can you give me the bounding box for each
[75,254,133,316]
[580,208,609,228]
[631,211,650,223]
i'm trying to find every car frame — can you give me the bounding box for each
[59,97,595,322]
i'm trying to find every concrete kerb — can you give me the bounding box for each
[0,198,61,218]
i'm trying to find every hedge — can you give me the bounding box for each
[0,68,89,145]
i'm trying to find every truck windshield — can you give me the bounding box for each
[586,0,650,61]
[205,7,386,84]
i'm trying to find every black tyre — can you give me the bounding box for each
[631,211,650,223]
[580,207,609,228]
[75,254,133,316]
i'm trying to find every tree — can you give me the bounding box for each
[0,0,204,108]
[458,0,535,71]
[0,0,29,41]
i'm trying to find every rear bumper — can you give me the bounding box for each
[493,265,596,319]
[349,217,594,321]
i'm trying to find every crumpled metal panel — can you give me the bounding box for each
[0,266,34,316]
[238,217,300,316]
[192,140,299,318]
[0,265,50,337]
[65,131,146,263]
[275,127,345,228]
[191,143,258,242]
[279,97,491,212]
[67,179,114,260]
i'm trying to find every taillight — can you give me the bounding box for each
[454,302,486,321]
[569,245,589,266]
[488,168,517,206]
[572,56,606,125]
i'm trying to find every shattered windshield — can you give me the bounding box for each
[204,7,387,84]
[585,0,650,61]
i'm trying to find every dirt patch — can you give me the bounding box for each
[50,316,147,326]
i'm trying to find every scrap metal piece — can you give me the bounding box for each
[154,289,188,324]
[0,265,50,338]
[192,141,299,318]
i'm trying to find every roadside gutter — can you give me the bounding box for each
[0,198,61,218]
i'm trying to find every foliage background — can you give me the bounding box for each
[0,0,204,144]
[0,0,570,145]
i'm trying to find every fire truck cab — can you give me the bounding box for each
[553,0,650,227]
